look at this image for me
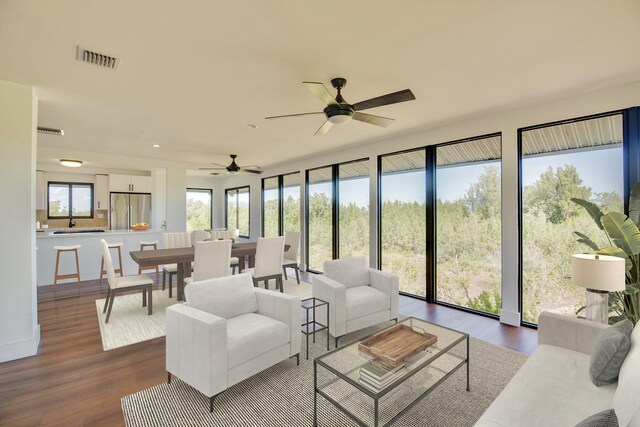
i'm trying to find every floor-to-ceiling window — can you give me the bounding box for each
[379,149,427,297]
[186,188,212,231]
[435,135,502,315]
[262,177,279,237]
[520,113,624,324]
[307,167,334,272]
[338,160,370,261]
[283,172,301,233]
[225,186,250,238]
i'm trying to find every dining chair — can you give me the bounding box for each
[162,232,192,298]
[209,230,239,273]
[100,239,154,323]
[242,236,285,292]
[282,231,301,284]
[192,230,210,243]
[184,240,232,286]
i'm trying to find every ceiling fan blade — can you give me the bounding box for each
[303,82,338,106]
[199,167,226,170]
[352,89,416,112]
[241,165,261,169]
[314,120,333,136]
[208,162,228,167]
[240,169,262,175]
[352,112,395,127]
[265,112,324,120]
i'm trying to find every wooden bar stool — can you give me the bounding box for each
[138,241,160,280]
[100,242,124,291]
[53,245,81,295]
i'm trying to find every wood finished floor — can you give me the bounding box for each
[0,273,537,426]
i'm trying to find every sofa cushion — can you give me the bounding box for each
[346,286,390,320]
[613,321,640,427]
[475,345,616,427]
[184,273,258,319]
[575,409,619,427]
[323,256,370,288]
[590,320,632,386]
[226,312,290,369]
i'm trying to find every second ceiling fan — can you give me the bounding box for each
[265,77,416,135]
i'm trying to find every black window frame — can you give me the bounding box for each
[186,187,213,231]
[47,181,94,219]
[225,185,251,239]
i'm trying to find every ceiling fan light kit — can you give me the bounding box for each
[265,77,415,135]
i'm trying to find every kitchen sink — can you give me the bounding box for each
[53,229,106,234]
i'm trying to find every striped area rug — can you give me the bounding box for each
[121,326,527,426]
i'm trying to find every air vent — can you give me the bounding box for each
[76,46,120,70]
[37,127,64,136]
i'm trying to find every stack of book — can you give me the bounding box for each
[358,360,406,393]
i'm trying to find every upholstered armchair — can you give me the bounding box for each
[166,273,301,412]
[312,256,399,347]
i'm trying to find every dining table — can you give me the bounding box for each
[129,242,289,301]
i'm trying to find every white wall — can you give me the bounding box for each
[217,79,640,326]
[0,80,40,362]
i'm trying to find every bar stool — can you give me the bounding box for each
[53,245,81,295]
[138,241,160,280]
[100,242,124,291]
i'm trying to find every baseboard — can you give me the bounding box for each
[0,324,40,363]
[499,309,521,326]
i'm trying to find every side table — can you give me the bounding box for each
[301,297,330,360]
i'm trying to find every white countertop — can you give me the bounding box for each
[36,229,162,238]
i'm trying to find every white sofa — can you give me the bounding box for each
[166,273,301,412]
[475,312,640,426]
[312,257,399,347]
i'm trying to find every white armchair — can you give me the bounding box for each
[166,273,301,412]
[312,256,399,347]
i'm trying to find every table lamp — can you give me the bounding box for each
[571,254,625,324]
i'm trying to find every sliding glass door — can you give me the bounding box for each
[338,160,370,261]
[307,167,334,272]
[283,173,301,233]
[262,177,279,237]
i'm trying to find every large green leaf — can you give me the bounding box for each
[630,182,640,227]
[596,246,633,272]
[571,198,604,230]
[602,212,640,256]
[574,231,599,251]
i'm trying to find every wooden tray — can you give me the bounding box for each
[358,324,437,367]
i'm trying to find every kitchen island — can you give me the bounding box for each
[36,229,164,286]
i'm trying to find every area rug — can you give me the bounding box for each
[96,278,312,351]
[121,323,528,426]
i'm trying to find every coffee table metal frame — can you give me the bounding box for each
[301,297,330,359]
[313,317,470,427]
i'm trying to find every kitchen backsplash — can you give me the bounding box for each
[36,209,109,229]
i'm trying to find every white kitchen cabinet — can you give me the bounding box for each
[94,174,109,209]
[109,174,151,193]
[36,170,46,210]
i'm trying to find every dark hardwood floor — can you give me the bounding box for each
[0,273,536,426]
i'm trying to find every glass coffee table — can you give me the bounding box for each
[313,317,469,426]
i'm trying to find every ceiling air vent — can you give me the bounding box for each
[76,46,120,70]
[37,127,64,136]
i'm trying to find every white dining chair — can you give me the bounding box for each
[209,229,240,273]
[282,231,301,284]
[162,232,192,298]
[242,236,285,292]
[184,240,232,285]
[100,239,154,323]
[192,230,210,243]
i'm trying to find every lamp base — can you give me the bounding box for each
[585,289,609,324]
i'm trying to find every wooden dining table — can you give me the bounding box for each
[129,242,288,301]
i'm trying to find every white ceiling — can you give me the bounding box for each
[2,0,640,171]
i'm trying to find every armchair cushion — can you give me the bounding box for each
[226,312,290,369]
[346,286,390,320]
[185,273,258,319]
[323,256,370,288]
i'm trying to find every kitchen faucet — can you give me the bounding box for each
[68,214,76,228]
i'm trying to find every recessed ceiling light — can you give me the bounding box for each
[152,144,160,148]
[60,159,83,168]
[247,124,258,129]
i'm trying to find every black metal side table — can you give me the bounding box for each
[301,297,330,359]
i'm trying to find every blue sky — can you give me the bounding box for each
[306,146,623,206]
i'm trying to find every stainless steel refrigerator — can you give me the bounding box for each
[110,192,152,230]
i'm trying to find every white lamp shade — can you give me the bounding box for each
[571,254,625,292]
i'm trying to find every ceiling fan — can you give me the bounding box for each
[265,77,416,135]
[199,154,262,175]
